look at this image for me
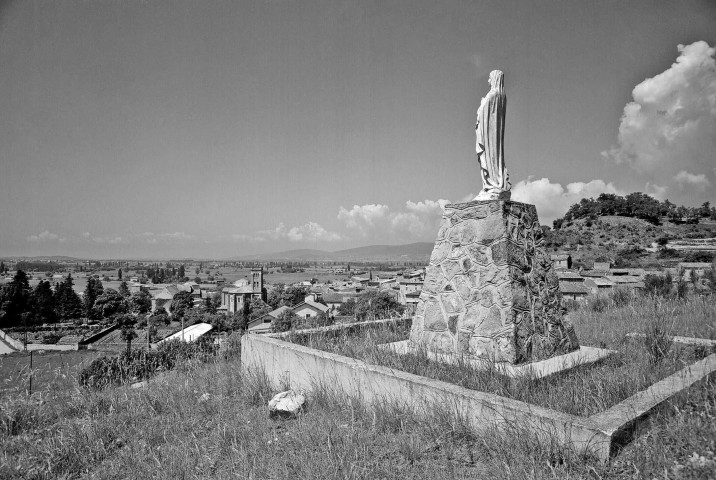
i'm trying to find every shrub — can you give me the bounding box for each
[41,332,63,344]
[561,298,581,312]
[78,337,217,390]
[643,272,673,297]
[643,307,674,364]
[586,294,611,313]
[610,287,633,307]
[271,310,296,333]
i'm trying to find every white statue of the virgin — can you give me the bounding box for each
[474,70,511,201]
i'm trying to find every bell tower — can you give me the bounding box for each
[251,267,264,298]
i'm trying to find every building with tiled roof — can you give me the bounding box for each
[559,282,589,300]
[220,267,266,314]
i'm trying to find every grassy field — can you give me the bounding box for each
[0,350,103,398]
[1,347,714,478]
[0,295,714,478]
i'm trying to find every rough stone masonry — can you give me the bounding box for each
[409,200,579,364]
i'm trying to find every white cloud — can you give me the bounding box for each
[235,221,341,244]
[645,182,668,200]
[512,177,624,223]
[256,223,287,240]
[27,230,65,243]
[287,222,342,242]
[231,234,266,243]
[674,170,712,191]
[337,204,391,236]
[603,41,716,202]
[81,231,191,245]
[338,199,450,241]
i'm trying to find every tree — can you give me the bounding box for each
[92,289,128,319]
[202,292,221,314]
[0,270,30,327]
[194,276,201,284]
[83,277,104,318]
[55,274,84,321]
[337,298,356,316]
[148,311,170,326]
[271,310,297,333]
[117,268,123,280]
[117,314,138,355]
[267,284,284,309]
[130,290,152,315]
[170,291,194,319]
[248,298,272,323]
[118,281,131,298]
[178,265,185,280]
[354,290,405,321]
[699,201,711,217]
[281,285,310,307]
[29,280,57,325]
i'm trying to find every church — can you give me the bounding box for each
[219,267,266,314]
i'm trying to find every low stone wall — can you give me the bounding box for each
[241,333,611,460]
[0,329,24,350]
[26,343,78,352]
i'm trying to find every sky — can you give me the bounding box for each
[0,0,714,259]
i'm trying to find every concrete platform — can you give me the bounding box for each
[379,340,615,380]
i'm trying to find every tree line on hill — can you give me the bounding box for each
[553,193,714,228]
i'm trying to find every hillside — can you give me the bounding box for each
[545,215,716,268]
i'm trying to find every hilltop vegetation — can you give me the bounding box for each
[555,192,714,228]
[547,193,716,268]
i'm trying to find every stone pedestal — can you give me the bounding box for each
[409,200,579,364]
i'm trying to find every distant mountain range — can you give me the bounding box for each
[231,242,434,262]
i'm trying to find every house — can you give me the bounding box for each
[605,275,644,289]
[377,278,397,290]
[321,291,360,312]
[559,282,589,301]
[248,305,292,334]
[593,262,611,271]
[551,254,572,269]
[152,285,180,314]
[678,262,712,278]
[557,271,584,283]
[581,270,610,278]
[292,298,330,319]
[583,277,615,294]
[220,267,266,314]
[398,278,423,311]
[403,269,425,280]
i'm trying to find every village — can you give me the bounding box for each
[0,251,713,354]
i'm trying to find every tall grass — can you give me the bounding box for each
[1,348,713,479]
[291,320,705,417]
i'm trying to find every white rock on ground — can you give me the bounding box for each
[268,390,306,417]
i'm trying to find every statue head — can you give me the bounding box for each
[489,70,504,93]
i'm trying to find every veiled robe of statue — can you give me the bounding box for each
[476,89,510,195]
